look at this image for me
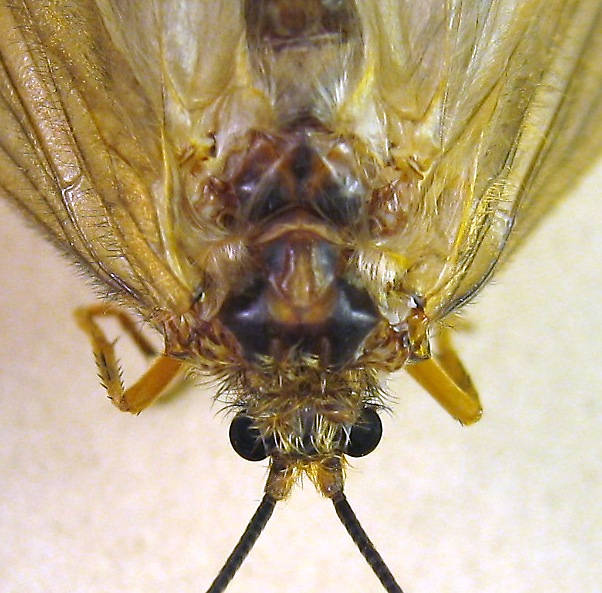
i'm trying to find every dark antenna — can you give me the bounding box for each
[333,491,404,593]
[206,493,276,593]
[205,489,403,593]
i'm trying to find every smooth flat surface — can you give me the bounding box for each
[1,161,601,593]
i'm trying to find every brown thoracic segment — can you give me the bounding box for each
[216,128,380,368]
[223,131,367,229]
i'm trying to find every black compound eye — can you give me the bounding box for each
[229,413,270,461]
[345,407,382,458]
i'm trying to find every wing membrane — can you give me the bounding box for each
[0,1,180,310]
[95,1,247,152]
[362,0,602,318]
[0,1,268,319]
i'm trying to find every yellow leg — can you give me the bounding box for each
[405,331,482,425]
[74,304,184,414]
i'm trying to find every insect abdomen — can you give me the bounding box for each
[244,0,363,124]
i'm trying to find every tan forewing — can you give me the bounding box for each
[0,1,277,321]
[95,1,249,156]
[0,1,191,315]
[361,0,602,319]
[503,3,602,253]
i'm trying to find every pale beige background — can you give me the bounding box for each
[0,161,600,593]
